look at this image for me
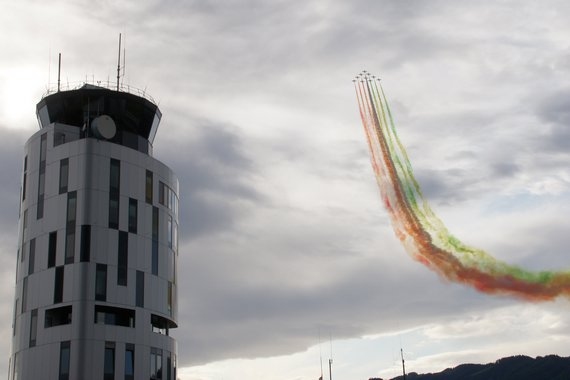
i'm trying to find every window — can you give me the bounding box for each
[80,225,91,262]
[151,314,172,336]
[104,342,115,380]
[65,192,77,264]
[128,198,137,234]
[45,305,72,327]
[167,352,172,380]
[54,266,64,303]
[167,282,173,316]
[167,215,173,249]
[109,159,120,229]
[22,155,27,201]
[37,133,47,219]
[136,271,144,307]
[12,299,18,337]
[152,207,159,275]
[118,231,128,286]
[145,170,153,204]
[21,277,28,313]
[21,209,27,260]
[150,348,163,380]
[59,341,70,380]
[125,344,135,380]
[95,305,135,327]
[48,231,57,268]
[29,309,37,347]
[95,264,107,301]
[59,158,69,194]
[28,238,35,275]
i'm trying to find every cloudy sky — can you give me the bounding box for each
[2,1,570,379]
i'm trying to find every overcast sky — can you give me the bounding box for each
[1,1,570,379]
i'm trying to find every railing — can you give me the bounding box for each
[42,79,158,105]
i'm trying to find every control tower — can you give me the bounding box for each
[10,83,179,380]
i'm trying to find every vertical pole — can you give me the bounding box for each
[117,33,122,91]
[57,53,61,92]
[401,348,406,380]
[328,358,332,380]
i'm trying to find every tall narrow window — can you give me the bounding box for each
[150,348,163,380]
[125,344,135,380]
[167,215,173,249]
[167,352,172,380]
[37,133,47,219]
[12,299,18,337]
[65,191,77,264]
[54,266,64,303]
[29,309,37,347]
[48,231,57,268]
[28,238,35,275]
[146,170,153,204]
[118,231,128,286]
[80,225,91,262]
[95,264,107,301]
[59,341,70,380]
[167,282,173,316]
[22,155,27,201]
[21,209,27,261]
[104,342,115,380]
[109,159,120,229]
[59,158,69,194]
[128,198,137,234]
[136,271,144,307]
[152,207,159,275]
[21,277,28,313]
[159,182,166,205]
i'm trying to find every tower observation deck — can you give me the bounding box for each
[10,83,179,379]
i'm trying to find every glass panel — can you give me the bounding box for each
[95,264,107,301]
[125,348,134,376]
[128,198,137,234]
[80,225,91,262]
[136,271,144,307]
[118,231,128,286]
[48,231,57,268]
[59,341,70,380]
[146,170,153,204]
[59,158,69,194]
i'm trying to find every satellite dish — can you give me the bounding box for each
[91,115,117,139]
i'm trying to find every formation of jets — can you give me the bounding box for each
[353,70,381,83]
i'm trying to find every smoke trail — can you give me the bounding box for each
[354,72,570,301]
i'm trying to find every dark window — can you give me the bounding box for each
[167,282,173,316]
[59,158,69,194]
[48,231,57,268]
[65,191,77,264]
[109,159,120,229]
[37,133,47,219]
[54,266,64,303]
[125,344,135,380]
[118,231,128,286]
[167,215,173,249]
[12,299,18,337]
[151,314,172,336]
[95,264,107,301]
[95,305,135,327]
[29,309,37,347]
[152,207,159,275]
[59,341,70,380]
[21,277,28,313]
[45,305,72,327]
[150,348,163,380]
[136,271,144,307]
[159,182,165,206]
[80,225,91,262]
[145,170,153,204]
[128,198,137,234]
[104,342,115,380]
[21,209,27,260]
[28,238,35,275]
[167,353,172,380]
[22,156,27,201]
[173,355,177,380]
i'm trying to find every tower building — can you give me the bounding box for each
[10,83,179,379]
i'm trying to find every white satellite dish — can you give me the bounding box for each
[91,115,117,139]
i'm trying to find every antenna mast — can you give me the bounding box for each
[116,33,121,91]
[329,335,333,380]
[57,53,61,92]
[401,348,407,380]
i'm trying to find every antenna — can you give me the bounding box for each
[57,53,61,92]
[318,330,324,380]
[117,33,121,91]
[401,348,407,380]
[121,33,126,87]
[329,334,333,380]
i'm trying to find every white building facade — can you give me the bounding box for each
[10,85,179,380]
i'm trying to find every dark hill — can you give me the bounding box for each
[386,355,570,380]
